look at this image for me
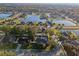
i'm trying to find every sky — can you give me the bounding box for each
[0,0,79,3]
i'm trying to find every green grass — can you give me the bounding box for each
[0,43,17,50]
[48,18,64,21]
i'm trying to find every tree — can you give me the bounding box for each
[27,27,35,41]
[68,32,78,40]
[0,25,11,36]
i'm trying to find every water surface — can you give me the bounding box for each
[61,30,79,36]
[0,13,12,19]
[52,20,76,26]
[21,15,47,23]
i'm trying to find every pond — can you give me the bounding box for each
[60,30,79,36]
[21,15,47,23]
[21,15,77,26]
[0,13,12,19]
[52,20,76,26]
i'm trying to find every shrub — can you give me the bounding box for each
[0,50,16,56]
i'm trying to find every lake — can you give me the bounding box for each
[0,13,12,19]
[21,15,47,23]
[52,20,76,26]
[60,30,79,36]
[21,15,77,26]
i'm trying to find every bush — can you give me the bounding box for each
[0,50,16,56]
[0,43,17,49]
